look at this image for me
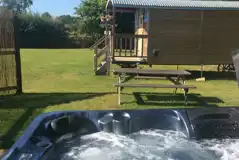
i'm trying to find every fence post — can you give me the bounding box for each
[107,35,111,76]
[94,47,98,73]
[109,31,112,56]
[13,15,22,94]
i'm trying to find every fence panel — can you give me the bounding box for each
[0,8,22,95]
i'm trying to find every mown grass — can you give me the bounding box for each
[0,49,238,149]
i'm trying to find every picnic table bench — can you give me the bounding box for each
[113,68,196,105]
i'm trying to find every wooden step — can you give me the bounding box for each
[96,61,107,75]
[97,61,106,70]
[113,57,147,62]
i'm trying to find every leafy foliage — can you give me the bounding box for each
[0,0,33,13]
[56,15,74,25]
[74,0,106,40]
[56,15,94,46]
[18,11,95,48]
[2,0,107,48]
[19,12,73,48]
[41,12,52,20]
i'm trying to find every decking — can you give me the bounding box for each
[92,33,148,75]
[112,57,147,64]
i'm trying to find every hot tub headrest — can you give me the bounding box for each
[46,114,97,137]
[187,108,239,139]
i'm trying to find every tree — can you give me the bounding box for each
[0,0,33,13]
[41,12,52,20]
[55,15,79,35]
[74,0,106,40]
[18,12,70,48]
[56,15,74,25]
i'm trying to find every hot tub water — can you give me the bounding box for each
[45,129,239,160]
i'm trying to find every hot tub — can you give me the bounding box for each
[3,108,239,160]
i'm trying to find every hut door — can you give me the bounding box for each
[135,9,148,57]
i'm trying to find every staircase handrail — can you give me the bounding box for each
[89,34,109,50]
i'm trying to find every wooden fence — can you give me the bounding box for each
[0,8,22,95]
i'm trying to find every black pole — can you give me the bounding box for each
[13,15,22,94]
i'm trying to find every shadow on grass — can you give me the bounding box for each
[187,70,236,80]
[0,108,41,149]
[126,92,224,107]
[0,92,113,109]
[0,92,112,149]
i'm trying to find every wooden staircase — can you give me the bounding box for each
[90,34,111,75]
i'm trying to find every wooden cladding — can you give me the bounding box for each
[148,9,239,65]
[201,11,239,64]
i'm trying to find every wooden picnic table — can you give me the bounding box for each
[113,68,191,76]
[113,68,196,105]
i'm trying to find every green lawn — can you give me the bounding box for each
[0,49,238,149]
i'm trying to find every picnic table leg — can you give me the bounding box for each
[118,75,121,105]
[184,89,188,105]
[117,75,123,93]
[182,76,189,93]
[182,76,189,105]
[173,76,181,95]
[118,86,121,105]
[166,76,177,94]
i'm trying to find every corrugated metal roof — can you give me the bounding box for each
[108,0,239,10]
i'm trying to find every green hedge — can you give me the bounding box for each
[18,13,94,48]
